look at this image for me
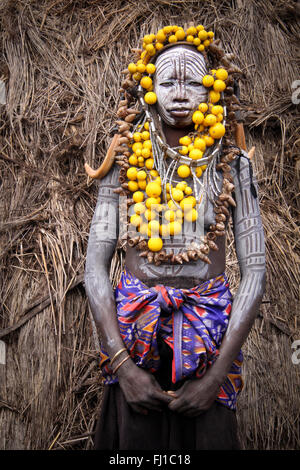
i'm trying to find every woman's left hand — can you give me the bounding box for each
[167,373,221,417]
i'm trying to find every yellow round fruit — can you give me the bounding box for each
[146,63,156,74]
[130,214,141,227]
[202,75,214,87]
[211,105,223,115]
[143,34,153,44]
[160,224,170,237]
[150,169,159,177]
[186,196,196,208]
[203,135,215,147]
[197,44,205,52]
[144,209,157,221]
[216,113,223,122]
[141,131,150,141]
[168,34,177,43]
[179,146,189,155]
[176,182,187,192]
[148,237,163,252]
[194,137,206,151]
[132,191,144,203]
[164,210,175,222]
[215,68,228,80]
[203,39,210,47]
[209,123,226,139]
[196,167,203,178]
[171,188,184,202]
[128,155,138,166]
[145,44,155,54]
[213,79,226,92]
[132,142,143,153]
[143,121,149,130]
[140,76,153,89]
[197,24,204,31]
[169,220,182,236]
[137,170,147,180]
[184,208,198,222]
[139,223,148,235]
[208,31,214,39]
[198,30,208,41]
[143,140,152,150]
[201,164,207,171]
[192,111,204,124]
[186,35,194,42]
[209,90,221,103]
[179,135,192,146]
[137,63,146,73]
[177,164,191,178]
[127,167,138,180]
[148,220,160,234]
[156,29,166,42]
[167,200,177,210]
[155,42,164,51]
[184,186,193,195]
[189,149,203,160]
[134,202,146,214]
[146,181,161,198]
[133,132,142,142]
[144,92,157,104]
[133,72,142,82]
[175,209,183,220]
[138,180,147,190]
[187,26,197,35]
[128,181,139,192]
[204,113,217,127]
[198,102,209,113]
[141,147,151,158]
[180,198,193,212]
[193,37,201,46]
[175,29,185,40]
[128,63,137,74]
[145,158,154,169]
[146,197,159,209]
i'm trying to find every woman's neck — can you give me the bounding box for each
[162,122,194,147]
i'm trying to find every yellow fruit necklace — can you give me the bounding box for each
[113,24,243,265]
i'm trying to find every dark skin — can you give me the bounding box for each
[84,47,266,417]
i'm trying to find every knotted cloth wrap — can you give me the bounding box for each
[100,269,243,410]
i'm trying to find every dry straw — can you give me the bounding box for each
[0,0,299,450]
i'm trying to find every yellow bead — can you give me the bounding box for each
[211,105,223,115]
[209,90,221,103]
[138,180,147,190]
[140,76,153,89]
[137,63,146,73]
[171,188,184,202]
[202,75,214,87]
[134,202,146,214]
[130,214,141,227]
[204,114,217,127]
[184,186,193,195]
[203,135,215,147]
[148,237,163,252]
[128,155,138,166]
[175,29,185,40]
[213,79,226,92]
[177,164,191,178]
[128,181,139,192]
[192,111,204,124]
[168,35,177,43]
[209,123,225,139]
[156,29,166,42]
[146,181,161,198]
[127,167,138,180]
[145,158,154,169]
[186,35,194,42]
[137,170,147,180]
[146,63,156,74]
[196,167,203,178]
[198,103,209,113]
[189,149,203,160]
[132,191,144,203]
[169,221,182,236]
[198,30,208,41]
[184,208,198,222]
[128,63,137,74]
[144,92,157,104]
[215,68,228,80]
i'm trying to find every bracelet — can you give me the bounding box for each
[112,355,130,375]
[110,347,127,367]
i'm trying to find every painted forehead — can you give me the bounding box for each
[154,47,207,80]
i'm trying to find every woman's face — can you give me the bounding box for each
[154,46,208,128]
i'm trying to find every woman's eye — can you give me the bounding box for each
[160,82,174,87]
[189,81,202,87]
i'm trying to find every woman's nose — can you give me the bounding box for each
[172,82,188,102]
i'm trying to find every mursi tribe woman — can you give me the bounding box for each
[84,25,266,450]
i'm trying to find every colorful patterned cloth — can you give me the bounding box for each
[100,268,243,410]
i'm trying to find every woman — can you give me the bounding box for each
[84,24,266,450]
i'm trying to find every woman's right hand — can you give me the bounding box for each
[116,357,174,414]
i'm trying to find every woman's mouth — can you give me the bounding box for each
[169,108,191,118]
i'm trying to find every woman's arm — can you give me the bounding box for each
[84,165,173,413]
[169,153,266,416]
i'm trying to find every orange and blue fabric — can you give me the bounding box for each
[100,268,243,410]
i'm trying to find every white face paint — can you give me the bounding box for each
[154,46,208,128]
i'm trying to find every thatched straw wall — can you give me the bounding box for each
[0,0,299,450]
